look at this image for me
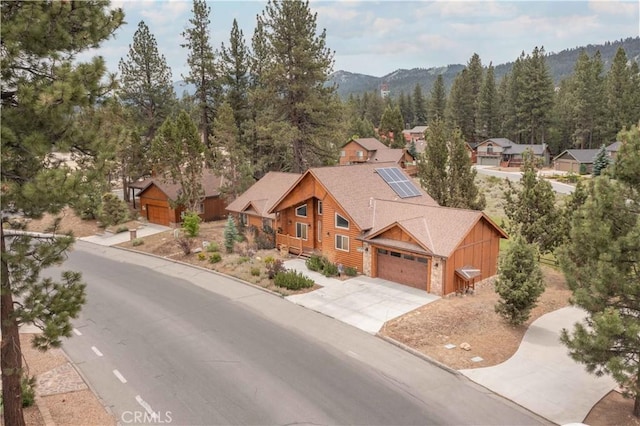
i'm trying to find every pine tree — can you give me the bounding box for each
[224,216,239,253]
[568,50,606,148]
[559,171,640,416]
[254,0,344,173]
[466,53,484,141]
[210,102,254,200]
[503,151,560,255]
[495,234,544,326]
[418,119,450,205]
[182,0,221,146]
[592,144,610,176]
[379,105,405,148]
[520,47,555,144]
[429,74,447,122]
[605,48,635,140]
[118,21,176,198]
[118,21,176,140]
[413,83,428,125]
[1,2,123,424]
[151,111,206,212]
[448,130,486,210]
[447,69,475,142]
[614,123,640,190]
[220,18,250,148]
[477,63,499,139]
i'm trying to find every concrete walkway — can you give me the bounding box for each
[284,259,439,334]
[79,223,170,246]
[461,306,617,425]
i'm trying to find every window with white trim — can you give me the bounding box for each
[198,203,205,214]
[317,200,323,215]
[296,222,308,240]
[239,213,247,225]
[295,204,307,217]
[340,150,346,157]
[335,213,349,229]
[335,234,349,252]
[356,150,364,158]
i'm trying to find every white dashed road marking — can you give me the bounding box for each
[136,395,155,415]
[73,328,82,336]
[91,346,103,357]
[113,369,127,383]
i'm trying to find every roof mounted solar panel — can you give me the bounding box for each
[375,167,421,198]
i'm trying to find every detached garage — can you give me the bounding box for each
[135,170,227,227]
[553,149,599,174]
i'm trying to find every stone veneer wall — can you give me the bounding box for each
[430,257,444,295]
[362,242,372,275]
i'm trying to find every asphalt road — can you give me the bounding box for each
[49,242,547,425]
[475,166,576,194]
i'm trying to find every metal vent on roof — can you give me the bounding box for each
[375,167,421,198]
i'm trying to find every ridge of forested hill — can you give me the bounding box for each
[329,36,640,99]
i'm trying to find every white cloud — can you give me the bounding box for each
[371,17,405,35]
[417,0,517,18]
[140,0,190,28]
[588,0,639,15]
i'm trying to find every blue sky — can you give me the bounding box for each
[87,1,640,79]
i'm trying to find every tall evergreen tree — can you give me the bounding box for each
[560,167,640,416]
[477,63,499,139]
[0,2,123,424]
[255,0,343,173]
[118,21,176,197]
[220,18,251,147]
[182,0,221,146]
[605,48,635,140]
[614,123,640,190]
[413,83,428,125]
[429,74,447,121]
[417,119,484,209]
[520,47,554,144]
[119,21,176,140]
[568,50,606,148]
[209,102,254,200]
[447,69,475,142]
[151,111,206,212]
[398,91,414,128]
[466,53,484,141]
[379,105,405,148]
[494,234,545,326]
[503,151,560,255]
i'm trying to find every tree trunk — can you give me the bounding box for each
[1,226,26,426]
[634,393,640,418]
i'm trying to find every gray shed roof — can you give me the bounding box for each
[553,149,600,164]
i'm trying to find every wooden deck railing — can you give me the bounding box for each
[275,233,303,254]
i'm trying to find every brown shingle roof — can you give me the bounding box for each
[307,163,438,230]
[369,148,406,163]
[136,169,224,201]
[352,137,389,151]
[226,171,300,219]
[364,199,507,258]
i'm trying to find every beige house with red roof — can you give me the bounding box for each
[253,162,508,296]
[339,137,416,175]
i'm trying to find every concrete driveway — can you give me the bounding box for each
[461,306,616,425]
[284,259,439,334]
[79,223,170,246]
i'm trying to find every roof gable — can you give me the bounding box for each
[137,169,224,201]
[478,138,515,148]
[553,149,599,163]
[226,172,300,218]
[350,137,388,151]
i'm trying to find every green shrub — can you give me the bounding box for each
[322,261,338,277]
[236,256,250,264]
[98,192,130,226]
[209,253,222,264]
[206,241,220,252]
[197,252,206,261]
[132,238,144,247]
[181,211,201,238]
[305,254,325,272]
[116,225,129,233]
[263,255,275,265]
[250,267,261,276]
[344,266,358,276]
[274,270,314,290]
[266,259,286,279]
[21,375,36,407]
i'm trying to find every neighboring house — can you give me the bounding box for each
[225,171,300,230]
[339,137,416,175]
[402,125,428,143]
[552,149,600,174]
[476,138,551,167]
[606,141,622,159]
[132,169,226,227]
[257,162,507,296]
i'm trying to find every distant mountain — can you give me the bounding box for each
[329,36,640,99]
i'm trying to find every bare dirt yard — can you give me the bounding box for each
[20,206,637,425]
